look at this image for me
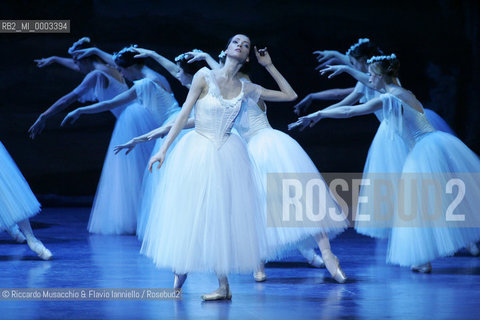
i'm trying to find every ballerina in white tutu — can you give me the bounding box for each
[197,49,350,282]
[28,37,135,235]
[140,34,299,300]
[61,45,181,235]
[316,39,455,133]
[111,47,203,239]
[317,45,477,255]
[290,54,480,273]
[0,141,52,260]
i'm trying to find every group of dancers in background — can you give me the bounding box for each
[1,35,480,300]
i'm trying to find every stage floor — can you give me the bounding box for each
[1,207,479,319]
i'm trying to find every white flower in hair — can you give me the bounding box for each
[367,53,397,64]
[113,44,138,60]
[68,37,91,54]
[346,38,370,56]
[174,53,186,62]
[218,50,226,59]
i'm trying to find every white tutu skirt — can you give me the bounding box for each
[355,121,409,239]
[247,128,348,259]
[425,109,455,135]
[136,112,191,240]
[141,131,267,274]
[0,141,40,230]
[387,132,480,266]
[87,103,157,235]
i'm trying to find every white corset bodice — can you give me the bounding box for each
[194,68,245,148]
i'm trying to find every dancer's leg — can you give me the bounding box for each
[173,273,188,289]
[6,224,26,243]
[17,219,52,260]
[298,246,325,268]
[315,233,346,283]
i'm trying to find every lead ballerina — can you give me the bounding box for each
[141,34,298,301]
[290,54,480,272]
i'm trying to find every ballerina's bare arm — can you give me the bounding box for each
[320,64,374,90]
[113,117,196,155]
[34,56,80,71]
[293,88,355,115]
[185,50,221,69]
[288,97,383,131]
[29,70,112,138]
[254,47,297,102]
[61,87,137,126]
[148,71,205,171]
[313,50,351,68]
[309,87,364,114]
[133,48,182,77]
[71,47,115,66]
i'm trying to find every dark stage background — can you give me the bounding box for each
[0,0,479,199]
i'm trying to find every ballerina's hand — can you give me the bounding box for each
[28,115,47,139]
[255,46,273,67]
[61,110,81,127]
[70,48,97,60]
[315,57,339,71]
[288,113,322,131]
[185,51,207,63]
[313,50,338,64]
[293,95,312,115]
[133,47,154,59]
[114,140,137,155]
[319,65,346,79]
[148,152,166,173]
[34,57,54,68]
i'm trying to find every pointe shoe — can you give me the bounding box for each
[201,287,232,301]
[253,270,267,282]
[411,262,432,273]
[468,243,480,256]
[27,239,53,260]
[7,225,26,243]
[173,273,187,289]
[322,251,347,283]
[309,254,325,268]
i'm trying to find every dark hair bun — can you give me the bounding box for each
[114,45,145,68]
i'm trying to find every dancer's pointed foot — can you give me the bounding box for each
[322,250,347,283]
[468,243,480,256]
[309,253,325,268]
[7,225,26,243]
[173,273,187,289]
[254,270,267,282]
[27,239,52,260]
[411,262,432,273]
[201,286,232,301]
